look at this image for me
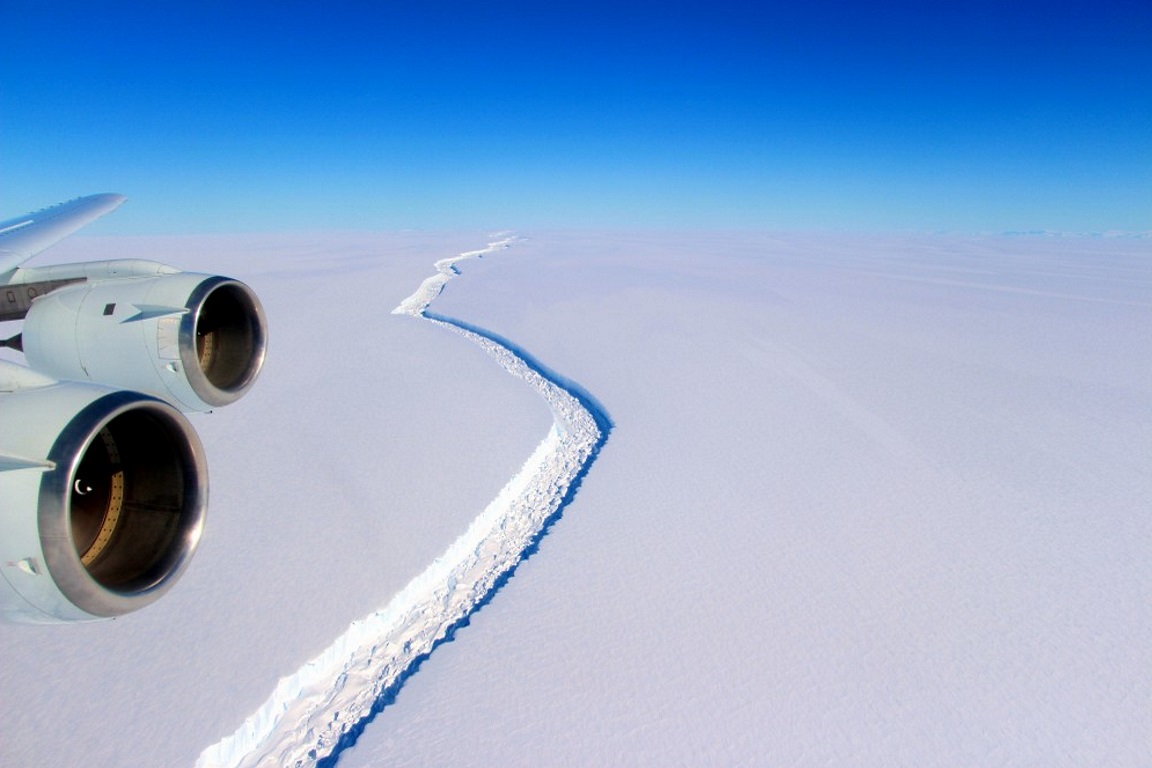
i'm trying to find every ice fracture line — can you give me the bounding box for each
[197,237,608,767]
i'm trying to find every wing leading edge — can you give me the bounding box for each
[0,193,127,277]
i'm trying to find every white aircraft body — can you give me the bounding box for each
[0,195,267,624]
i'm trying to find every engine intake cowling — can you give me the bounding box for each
[22,273,267,412]
[0,383,208,623]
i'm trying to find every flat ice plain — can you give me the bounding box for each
[1,230,1149,766]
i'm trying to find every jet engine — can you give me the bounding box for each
[0,194,263,624]
[0,381,208,623]
[21,272,268,412]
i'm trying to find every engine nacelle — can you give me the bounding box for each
[0,383,207,623]
[22,273,267,412]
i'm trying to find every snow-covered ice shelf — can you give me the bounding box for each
[3,230,1147,767]
[196,237,608,767]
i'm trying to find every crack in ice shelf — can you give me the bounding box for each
[197,236,608,768]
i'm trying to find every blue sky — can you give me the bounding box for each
[2,1,1149,232]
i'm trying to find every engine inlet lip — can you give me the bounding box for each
[37,391,208,618]
[179,276,268,408]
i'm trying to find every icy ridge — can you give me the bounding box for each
[196,237,603,768]
[391,235,516,316]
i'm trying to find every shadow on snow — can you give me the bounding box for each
[319,312,613,767]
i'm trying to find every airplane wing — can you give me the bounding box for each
[0,193,127,276]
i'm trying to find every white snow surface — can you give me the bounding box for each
[1,230,1150,766]
[197,236,603,766]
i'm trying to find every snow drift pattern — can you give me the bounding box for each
[196,238,605,767]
